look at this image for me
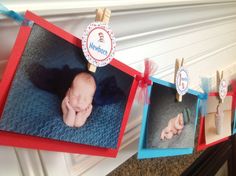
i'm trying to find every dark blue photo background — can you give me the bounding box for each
[0,24,133,149]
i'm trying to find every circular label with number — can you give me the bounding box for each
[82,22,116,67]
[175,67,189,96]
[219,79,228,100]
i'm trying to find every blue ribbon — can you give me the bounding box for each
[0,3,32,26]
[200,94,208,117]
[200,77,211,116]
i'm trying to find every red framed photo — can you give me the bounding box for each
[197,92,235,151]
[0,11,140,157]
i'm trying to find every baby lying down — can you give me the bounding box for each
[160,108,191,140]
[28,64,125,128]
[61,73,96,127]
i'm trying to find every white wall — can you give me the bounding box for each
[0,1,236,176]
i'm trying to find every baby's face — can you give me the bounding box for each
[68,73,96,112]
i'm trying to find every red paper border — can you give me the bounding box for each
[0,25,32,116]
[0,11,140,157]
[197,92,234,151]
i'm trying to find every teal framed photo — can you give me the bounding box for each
[138,78,202,159]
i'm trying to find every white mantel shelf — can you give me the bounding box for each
[1,1,235,16]
[0,1,236,176]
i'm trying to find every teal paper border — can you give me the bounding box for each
[138,77,202,159]
[233,110,236,135]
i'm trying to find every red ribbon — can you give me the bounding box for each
[136,59,157,104]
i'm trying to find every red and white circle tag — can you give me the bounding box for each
[176,67,189,96]
[219,79,228,101]
[82,22,116,67]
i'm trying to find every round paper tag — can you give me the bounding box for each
[176,67,189,96]
[82,22,116,67]
[219,79,228,100]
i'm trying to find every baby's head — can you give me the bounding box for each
[68,72,96,112]
[175,108,191,128]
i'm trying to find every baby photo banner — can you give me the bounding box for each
[0,4,236,159]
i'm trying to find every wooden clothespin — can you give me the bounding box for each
[217,70,223,91]
[87,8,111,73]
[174,58,184,102]
[217,70,227,103]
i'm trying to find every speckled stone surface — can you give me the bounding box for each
[109,120,203,176]
[108,151,203,176]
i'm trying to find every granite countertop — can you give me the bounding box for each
[108,150,203,176]
[109,123,203,176]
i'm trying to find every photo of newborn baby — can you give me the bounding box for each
[204,96,232,145]
[145,82,198,149]
[0,23,134,149]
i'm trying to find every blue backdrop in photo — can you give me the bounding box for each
[0,24,133,149]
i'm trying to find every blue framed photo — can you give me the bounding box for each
[138,78,201,159]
